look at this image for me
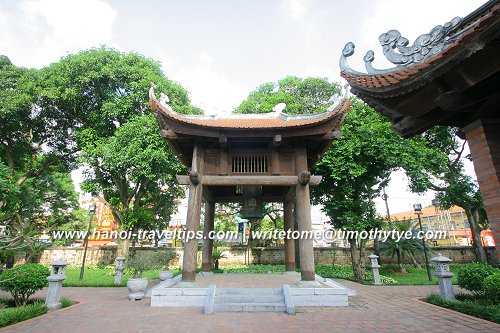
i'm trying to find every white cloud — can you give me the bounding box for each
[280,0,319,43]
[177,69,249,115]
[157,51,250,115]
[0,0,117,68]
[282,0,312,21]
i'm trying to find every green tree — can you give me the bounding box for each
[312,99,446,282]
[37,47,201,257]
[0,56,80,260]
[234,76,341,114]
[406,126,488,263]
[378,220,425,272]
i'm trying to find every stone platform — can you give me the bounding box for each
[150,273,356,314]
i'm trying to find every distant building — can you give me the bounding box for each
[389,205,495,247]
[87,198,119,247]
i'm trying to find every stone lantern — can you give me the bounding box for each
[431,253,455,300]
[45,260,68,310]
[115,256,126,285]
[368,254,382,285]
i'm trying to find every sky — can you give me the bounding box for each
[0,0,486,215]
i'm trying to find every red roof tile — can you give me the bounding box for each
[149,96,350,130]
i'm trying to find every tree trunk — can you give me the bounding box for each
[117,238,130,259]
[396,250,407,273]
[408,252,422,269]
[464,207,488,263]
[396,249,402,271]
[349,238,367,282]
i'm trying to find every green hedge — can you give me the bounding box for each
[426,294,500,324]
[483,272,500,301]
[0,302,48,328]
[457,263,499,295]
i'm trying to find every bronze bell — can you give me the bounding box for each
[241,186,264,219]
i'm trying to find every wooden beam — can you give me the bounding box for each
[203,175,299,186]
[310,175,322,185]
[176,175,190,185]
[213,195,285,203]
[177,174,322,186]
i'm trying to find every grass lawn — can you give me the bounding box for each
[63,266,181,287]
[62,263,463,286]
[379,264,459,285]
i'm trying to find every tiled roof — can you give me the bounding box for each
[341,1,499,94]
[149,91,350,130]
[389,205,465,221]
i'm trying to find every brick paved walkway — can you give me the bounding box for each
[1,279,499,333]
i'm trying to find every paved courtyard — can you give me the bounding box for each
[1,278,499,333]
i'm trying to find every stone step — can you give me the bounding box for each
[214,302,286,313]
[215,288,282,295]
[214,294,284,303]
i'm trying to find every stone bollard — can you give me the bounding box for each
[368,254,382,285]
[115,256,126,285]
[431,253,455,300]
[45,260,68,310]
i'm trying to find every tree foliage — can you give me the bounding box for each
[406,126,488,263]
[234,76,341,114]
[378,220,425,272]
[37,47,201,255]
[311,99,446,281]
[1,56,81,258]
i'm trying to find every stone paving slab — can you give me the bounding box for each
[1,279,500,333]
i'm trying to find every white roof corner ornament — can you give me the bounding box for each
[159,92,173,112]
[272,103,286,116]
[159,92,170,104]
[149,82,156,99]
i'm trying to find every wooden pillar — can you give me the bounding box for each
[182,144,204,282]
[463,119,500,262]
[294,206,300,270]
[202,200,215,272]
[295,144,315,280]
[284,201,295,271]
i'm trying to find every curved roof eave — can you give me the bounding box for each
[148,84,351,136]
[338,0,500,97]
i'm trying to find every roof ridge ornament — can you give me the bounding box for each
[340,16,469,75]
[150,82,174,112]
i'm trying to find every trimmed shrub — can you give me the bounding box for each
[483,272,500,301]
[457,263,499,295]
[0,302,48,328]
[426,294,500,324]
[0,264,50,306]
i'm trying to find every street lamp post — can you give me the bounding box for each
[79,203,97,285]
[414,203,432,281]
